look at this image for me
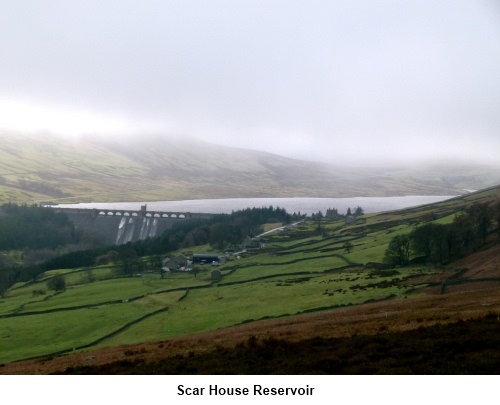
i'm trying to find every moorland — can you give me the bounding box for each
[2,131,500,203]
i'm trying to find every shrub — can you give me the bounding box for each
[46,274,66,291]
[32,289,46,297]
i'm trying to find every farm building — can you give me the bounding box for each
[162,257,177,270]
[173,254,189,267]
[161,255,192,272]
[192,254,219,265]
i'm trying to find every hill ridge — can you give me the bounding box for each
[1,130,499,203]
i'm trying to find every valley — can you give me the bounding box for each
[2,0,499,381]
[0,186,498,373]
[1,131,499,203]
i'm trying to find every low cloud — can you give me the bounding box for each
[1,1,499,166]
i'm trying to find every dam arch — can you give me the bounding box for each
[50,207,213,245]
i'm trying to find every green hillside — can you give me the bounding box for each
[1,131,499,203]
[0,186,498,365]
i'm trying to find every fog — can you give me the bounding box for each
[1,0,499,166]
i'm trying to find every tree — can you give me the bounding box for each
[411,224,440,261]
[117,248,140,276]
[494,199,500,239]
[209,223,233,249]
[468,202,493,245]
[353,206,364,216]
[80,268,96,283]
[313,211,323,233]
[384,234,411,267]
[191,265,201,278]
[343,241,353,253]
[346,207,352,216]
[0,203,79,251]
[182,228,208,247]
[0,253,15,292]
[46,274,66,291]
[453,214,475,255]
[410,202,498,265]
[411,223,448,263]
[325,208,340,220]
[0,271,9,298]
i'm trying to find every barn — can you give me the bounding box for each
[192,254,219,265]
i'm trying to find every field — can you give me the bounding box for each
[0,186,499,373]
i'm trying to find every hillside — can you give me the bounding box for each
[2,246,499,374]
[0,186,498,373]
[1,131,499,203]
[2,286,498,374]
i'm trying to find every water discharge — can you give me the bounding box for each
[115,217,128,244]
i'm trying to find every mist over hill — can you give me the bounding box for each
[0,131,499,204]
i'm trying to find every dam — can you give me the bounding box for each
[52,205,213,245]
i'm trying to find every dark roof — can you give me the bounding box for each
[193,254,219,259]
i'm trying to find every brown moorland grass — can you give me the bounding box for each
[2,283,498,374]
[2,244,498,374]
[453,244,500,280]
[63,315,499,374]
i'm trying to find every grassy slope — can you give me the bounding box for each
[1,131,499,203]
[0,186,498,365]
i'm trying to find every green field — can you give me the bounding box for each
[0,186,498,364]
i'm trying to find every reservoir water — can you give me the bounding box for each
[52,195,456,216]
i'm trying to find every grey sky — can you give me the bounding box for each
[1,0,499,165]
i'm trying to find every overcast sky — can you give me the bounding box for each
[1,0,499,166]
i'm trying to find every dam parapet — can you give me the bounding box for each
[52,206,213,245]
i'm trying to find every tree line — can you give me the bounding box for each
[0,202,105,251]
[0,205,292,294]
[0,203,109,296]
[165,206,291,250]
[0,203,78,250]
[384,200,500,267]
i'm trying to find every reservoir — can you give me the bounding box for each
[51,195,456,216]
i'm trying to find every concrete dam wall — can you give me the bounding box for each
[55,208,212,245]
